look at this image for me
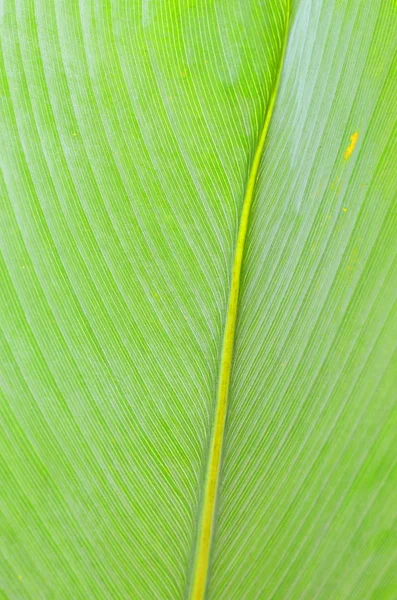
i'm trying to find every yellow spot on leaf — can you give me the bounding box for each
[344,132,358,160]
[342,207,347,213]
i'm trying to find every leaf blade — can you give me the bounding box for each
[210,2,397,597]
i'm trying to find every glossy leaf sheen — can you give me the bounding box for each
[0,1,396,599]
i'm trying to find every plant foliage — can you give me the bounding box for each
[0,0,396,598]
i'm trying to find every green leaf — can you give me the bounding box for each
[0,1,396,599]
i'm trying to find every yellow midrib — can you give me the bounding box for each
[189,8,290,599]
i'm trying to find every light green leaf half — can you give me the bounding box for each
[0,1,396,599]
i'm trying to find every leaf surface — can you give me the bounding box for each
[0,1,396,599]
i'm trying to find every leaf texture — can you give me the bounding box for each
[0,0,396,599]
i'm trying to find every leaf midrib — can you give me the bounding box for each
[189,7,291,598]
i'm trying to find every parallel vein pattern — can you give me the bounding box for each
[210,2,397,598]
[0,1,396,599]
[190,5,290,596]
[0,1,288,598]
